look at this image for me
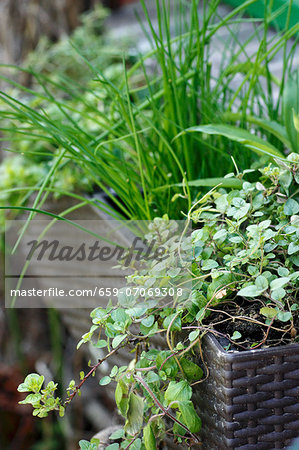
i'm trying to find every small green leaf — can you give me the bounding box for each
[125,393,144,436]
[111,309,130,324]
[229,236,243,243]
[115,380,129,416]
[238,285,261,297]
[270,277,290,290]
[17,383,30,393]
[156,351,178,378]
[248,265,259,276]
[277,311,292,322]
[284,199,299,216]
[141,315,155,328]
[191,291,207,308]
[19,393,42,405]
[279,170,293,192]
[180,358,203,381]
[168,268,181,278]
[177,401,201,433]
[112,334,127,349]
[259,220,272,230]
[59,406,65,417]
[260,307,278,319]
[231,331,242,340]
[21,373,44,393]
[77,339,85,350]
[202,259,219,271]
[232,197,246,208]
[255,275,268,291]
[106,444,119,450]
[140,321,158,337]
[173,412,187,436]
[143,423,156,450]
[271,288,286,301]
[288,242,299,255]
[163,313,181,331]
[290,255,299,267]
[165,380,192,404]
[278,267,289,277]
[146,371,160,384]
[79,440,96,450]
[115,382,123,407]
[130,438,141,450]
[94,339,107,349]
[99,376,111,386]
[213,229,228,242]
[109,429,124,440]
[196,308,206,322]
[176,342,184,351]
[110,365,118,378]
[189,330,200,342]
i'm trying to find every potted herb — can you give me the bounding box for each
[17,154,299,449]
[2,1,298,447]
[185,153,299,449]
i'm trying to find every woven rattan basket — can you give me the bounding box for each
[193,333,299,450]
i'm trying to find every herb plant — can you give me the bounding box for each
[0,155,92,232]
[1,0,298,221]
[0,4,132,226]
[17,156,298,448]
[182,68,299,159]
[24,5,110,84]
[4,0,299,447]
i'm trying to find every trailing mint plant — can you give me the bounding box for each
[189,153,298,346]
[17,157,298,448]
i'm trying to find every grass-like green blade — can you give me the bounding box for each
[222,112,291,149]
[283,69,299,153]
[153,177,243,191]
[177,124,284,158]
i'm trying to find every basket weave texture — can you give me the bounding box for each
[194,334,299,450]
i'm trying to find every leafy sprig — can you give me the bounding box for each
[17,159,298,448]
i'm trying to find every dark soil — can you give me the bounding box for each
[205,298,299,351]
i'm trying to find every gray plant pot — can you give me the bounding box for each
[193,334,299,450]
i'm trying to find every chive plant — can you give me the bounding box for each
[0,0,298,221]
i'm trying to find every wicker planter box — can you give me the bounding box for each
[193,334,299,450]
